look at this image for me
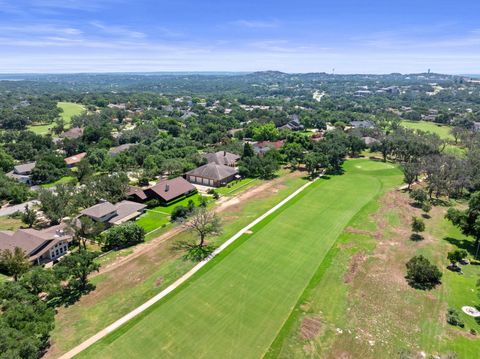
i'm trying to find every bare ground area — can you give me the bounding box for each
[300,315,323,340]
[328,190,446,358]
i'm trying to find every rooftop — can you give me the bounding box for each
[187,162,238,181]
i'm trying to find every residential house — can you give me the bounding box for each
[186,163,238,187]
[64,152,86,168]
[126,186,148,202]
[6,162,36,184]
[0,225,72,264]
[60,127,84,140]
[144,177,196,204]
[350,120,376,129]
[109,143,135,157]
[253,140,285,155]
[362,136,380,147]
[80,200,146,226]
[204,151,240,167]
[279,115,304,131]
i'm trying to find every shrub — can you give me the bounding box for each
[405,255,442,289]
[410,188,428,205]
[145,198,161,208]
[446,308,464,328]
[101,222,145,251]
[411,216,425,233]
[171,205,189,221]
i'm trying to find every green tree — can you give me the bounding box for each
[409,188,428,206]
[0,148,14,172]
[411,216,425,234]
[447,249,468,265]
[242,142,255,158]
[102,222,145,251]
[405,255,442,290]
[19,267,59,297]
[446,192,480,258]
[54,251,99,291]
[70,216,104,251]
[0,248,30,281]
[21,204,37,228]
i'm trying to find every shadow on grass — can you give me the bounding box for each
[410,233,424,241]
[444,237,477,257]
[422,213,431,219]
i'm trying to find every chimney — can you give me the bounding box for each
[165,184,170,192]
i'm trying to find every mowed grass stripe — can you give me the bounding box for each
[78,162,385,359]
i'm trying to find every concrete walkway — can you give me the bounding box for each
[59,177,318,359]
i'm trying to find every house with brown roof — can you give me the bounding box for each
[80,200,146,226]
[204,151,240,167]
[0,225,72,264]
[186,162,238,187]
[64,152,86,167]
[126,186,148,202]
[253,140,285,155]
[144,177,196,204]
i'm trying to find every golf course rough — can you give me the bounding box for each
[77,159,401,359]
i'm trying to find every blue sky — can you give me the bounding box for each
[0,0,479,74]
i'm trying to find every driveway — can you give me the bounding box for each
[0,200,39,217]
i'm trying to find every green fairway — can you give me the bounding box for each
[78,159,401,358]
[27,102,85,135]
[401,120,454,140]
[58,101,85,126]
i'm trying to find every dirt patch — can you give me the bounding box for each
[155,277,163,287]
[344,252,366,283]
[344,227,374,237]
[300,315,322,340]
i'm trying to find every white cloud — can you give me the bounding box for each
[232,20,279,29]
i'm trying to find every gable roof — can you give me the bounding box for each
[108,201,146,225]
[146,177,196,202]
[0,224,71,260]
[186,163,237,181]
[61,127,83,139]
[64,152,86,166]
[204,151,240,166]
[127,186,148,201]
[109,143,135,156]
[14,162,36,175]
[81,201,117,218]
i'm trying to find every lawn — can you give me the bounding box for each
[40,175,76,188]
[135,210,170,234]
[58,101,85,126]
[401,120,454,141]
[45,172,308,358]
[0,215,23,231]
[27,102,85,135]
[216,177,259,195]
[77,159,401,358]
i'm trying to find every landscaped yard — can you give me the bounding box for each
[135,210,170,234]
[401,120,454,141]
[27,101,85,135]
[40,175,76,188]
[76,159,403,358]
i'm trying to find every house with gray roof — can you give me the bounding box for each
[350,120,375,129]
[0,224,72,264]
[6,162,36,184]
[80,200,146,225]
[204,151,240,167]
[186,163,238,187]
[109,143,135,156]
